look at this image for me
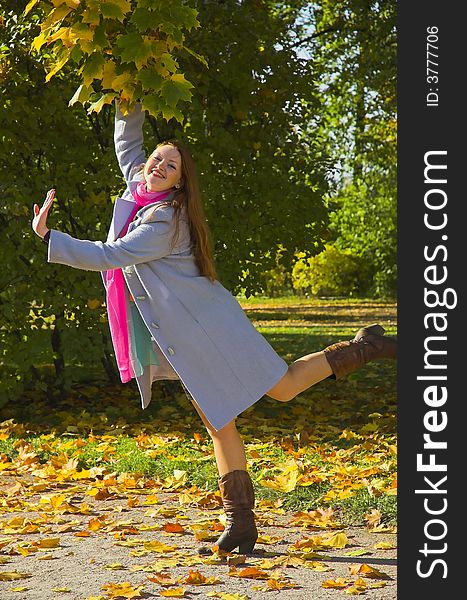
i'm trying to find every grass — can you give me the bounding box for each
[0,295,397,526]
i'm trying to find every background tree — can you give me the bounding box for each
[293,0,397,296]
[0,0,330,406]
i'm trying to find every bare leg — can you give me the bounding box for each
[187,392,247,476]
[186,390,258,555]
[265,351,332,402]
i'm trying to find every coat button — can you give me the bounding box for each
[151,321,160,329]
[136,295,146,301]
[167,347,175,356]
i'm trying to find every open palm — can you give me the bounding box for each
[32,189,55,238]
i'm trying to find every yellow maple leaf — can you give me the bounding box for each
[322,532,349,549]
[226,554,247,566]
[260,468,298,493]
[256,534,283,544]
[0,571,32,581]
[159,588,187,597]
[143,540,176,553]
[228,566,269,579]
[374,541,396,550]
[101,582,144,599]
[162,470,187,490]
[349,563,389,579]
[142,494,159,505]
[322,577,352,589]
[302,561,332,572]
[35,538,61,548]
[147,571,176,586]
[40,494,67,511]
[183,569,219,585]
[88,517,106,531]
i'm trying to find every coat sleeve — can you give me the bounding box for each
[114,100,147,185]
[47,210,174,272]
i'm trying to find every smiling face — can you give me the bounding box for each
[144,144,182,192]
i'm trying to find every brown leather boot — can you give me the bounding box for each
[324,323,397,380]
[198,470,258,555]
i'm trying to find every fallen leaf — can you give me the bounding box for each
[349,563,390,579]
[143,494,159,505]
[226,554,247,566]
[147,571,176,586]
[0,571,32,581]
[256,534,283,544]
[345,549,372,557]
[322,578,352,589]
[322,532,349,549]
[162,523,185,534]
[369,581,388,588]
[228,566,270,579]
[101,582,144,598]
[260,468,299,493]
[374,541,396,550]
[184,569,220,585]
[159,588,187,597]
[365,509,382,529]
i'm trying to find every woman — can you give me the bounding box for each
[32,100,396,555]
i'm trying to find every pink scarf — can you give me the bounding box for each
[103,182,173,382]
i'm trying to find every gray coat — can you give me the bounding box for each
[47,102,288,431]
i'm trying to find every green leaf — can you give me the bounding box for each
[136,68,164,92]
[160,3,200,31]
[70,22,94,43]
[112,71,134,92]
[80,52,105,86]
[141,94,183,122]
[182,45,208,69]
[160,103,184,123]
[156,52,179,75]
[92,21,109,50]
[141,94,163,119]
[161,74,194,106]
[81,5,101,25]
[69,84,92,107]
[100,0,131,22]
[87,92,117,114]
[70,45,83,63]
[115,33,152,69]
[130,7,162,32]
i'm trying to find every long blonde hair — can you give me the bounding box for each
[136,140,218,282]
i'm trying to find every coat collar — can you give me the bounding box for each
[106,186,175,242]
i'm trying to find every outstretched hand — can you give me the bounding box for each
[32,189,55,239]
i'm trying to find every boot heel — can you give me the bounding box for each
[239,538,256,554]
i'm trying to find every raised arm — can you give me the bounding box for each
[114,100,147,185]
[47,207,176,272]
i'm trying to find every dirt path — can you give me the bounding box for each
[0,481,396,600]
